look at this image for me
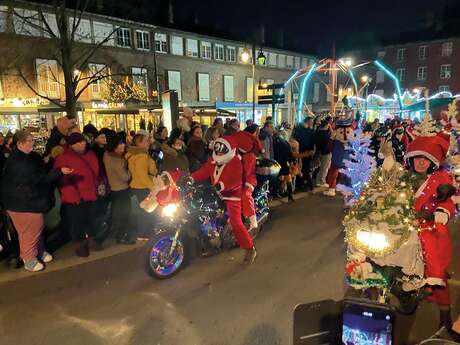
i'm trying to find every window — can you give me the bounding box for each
[116,27,131,47]
[167,71,181,100]
[375,89,385,97]
[417,66,427,81]
[278,54,286,68]
[171,36,183,55]
[268,53,277,67]
[397,48,406,62]
[136,30,150,50]
[132,67,148,95]
[226,46,236,62]
[396,68,406,82]
[201,41,212,59]
[377,51,386,58]
[419,46,427,60]
[214,44,224,61]
[197,73,210,101]
[36,59,60,99]
[442,42,453,57]
[301,57,309,67]
[439,85,450,93]
[186,38,198,57]
[376,70,385,84]
[440,64,452,79]
[0,6,7,32]
[13,8,40,36]
[93,22,114,46]
[69,17,92,43]
[155,33,168,53]
[42,13,60,38]
[223,75,234,102]
[88,63,108,99]
[246,77,254,101]
[294,57,301,69]
[286,56,294,69]
[313,82,319,103]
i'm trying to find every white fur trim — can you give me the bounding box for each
[436,207,451,218]
[434,211,449,225]
[245,183,255,191]
[405,150,440,167]
[217,181,225,191]
[425,277,446,287]
[221,196,241,201]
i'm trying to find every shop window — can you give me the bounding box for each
[132,67,148,96]
[224,75,234,102]
[170,35,183,55]
[167,70,181,100]
[93,21,114,46]
[13,8,40,36]
[186,38,198,57]
[116,27,131,47]
[198,73,210,101]
[155,33,167,53]
[36,58,60,99]
[69,17,92,43]
[136,30,150,51]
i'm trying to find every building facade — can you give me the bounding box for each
[0,1,315,133]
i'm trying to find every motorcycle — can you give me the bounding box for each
[144,172,271,279]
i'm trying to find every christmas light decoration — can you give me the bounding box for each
[297,63,317,122]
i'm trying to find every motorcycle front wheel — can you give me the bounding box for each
[145,231,188,279]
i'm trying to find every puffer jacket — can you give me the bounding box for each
[125,146,158,190]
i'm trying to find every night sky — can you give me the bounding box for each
[45,0,460,55]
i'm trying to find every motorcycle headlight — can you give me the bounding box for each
[162,203,178,218]
[356,230,389,251]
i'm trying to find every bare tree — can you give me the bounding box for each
[2,0,120,117]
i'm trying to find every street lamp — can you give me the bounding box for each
[241,49,251,64]
[361,75,369,83]
[241,47,265,122]
[257,51,266,66]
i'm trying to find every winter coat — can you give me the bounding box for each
[392,138,406,164]
[161,147,189,173]
[1,149,61,213]
[186,136,208,172]
[259,129,274,160]
[125,146,158,190]
[103,151,131,192]
[293,126,315,153]
[331,140,351,169]
[54,148,99,204]
[314,129,332,155]
[273,136,294,175]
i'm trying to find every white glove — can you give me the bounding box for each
[434,210,449,225]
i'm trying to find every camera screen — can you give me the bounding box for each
[342,301,393,345]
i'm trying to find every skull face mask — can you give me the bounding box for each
[212,138,236,165]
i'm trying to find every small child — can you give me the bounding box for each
[288,137,302,194]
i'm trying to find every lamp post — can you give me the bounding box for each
[241,46,266,122]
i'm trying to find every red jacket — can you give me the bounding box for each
[54,148,99,204]
[191,155,243,201]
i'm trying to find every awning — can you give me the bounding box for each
[404,97,455,112]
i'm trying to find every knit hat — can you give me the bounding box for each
[405,133,450,168]
[67,132,86,146]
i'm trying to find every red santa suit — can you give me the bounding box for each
[232,131,263,229]
[406,134,457,306]
[191,136,253,250]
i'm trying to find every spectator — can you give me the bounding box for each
[273,132,295,202]
[54,132,102,257]
[83,123,98,144]
[92,131,107,162]
[391,127,406,164]
[126,133,160,240]
[44,115,76,159]
[314,118,333,188]
[225,119,240,135]
[127,130,136,145]
[288,137,302,193]
[1,130,72,271]
[161,137,189,173]
[186,125,208,172]
[213,117,225,137]
[204,126,221,153]
[147,120,154,134]
[245,119,253,128]
[259,121,275,160]
[313,115,322,130]
[103,135,135,245]
[293,117,315,191]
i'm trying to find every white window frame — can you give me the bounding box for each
[93,22,114,46]
[13,8,41,36]
[69,17,92,43]
[197,73,210,101]
[397,48,406,62]
[185,38,198,57]
[286,56,294,69]
[223,75,234,102]
[417,66,427,81]
[301,57,309,67]
[294,57,301,69]
[36,58,60,99]
[278,54,286,68]
[376,70,385,84]
[226,46,236,62]
[214,44,224,61]
[419,45,427,60]
[268,53,278,67]
[42,13,60,38]
[135,30,150,51]
[116,27,131,47]
[155,33,168,53]
[201,41,212,59]
[396,68,406,82]
[88,63,108,99]
[439,85,450,93]
[170,35,183,56]
[442,42,453,57]
[167,70,182,101]
[440,64,452,79]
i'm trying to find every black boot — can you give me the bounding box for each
[287,182,295,203]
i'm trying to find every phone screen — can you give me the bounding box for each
[342,301,394,345]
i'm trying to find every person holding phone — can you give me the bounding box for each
[1,130,73,272]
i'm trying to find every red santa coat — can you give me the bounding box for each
[414,170,456,305]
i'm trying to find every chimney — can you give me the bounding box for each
[168,0,174,25]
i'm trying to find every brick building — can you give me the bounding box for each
[0,0,315,133]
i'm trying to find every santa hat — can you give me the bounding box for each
[232,131,262,154]
[406,132,450,168]
[212,136,237,165]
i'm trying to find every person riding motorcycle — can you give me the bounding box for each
[191,135,257,264]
